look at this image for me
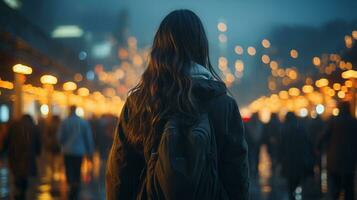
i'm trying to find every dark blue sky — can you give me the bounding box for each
[17,0,357,104]
[115,0,357,45]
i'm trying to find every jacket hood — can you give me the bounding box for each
[190,63,214,80]
[189,63,227,101]
[191,78,227,101]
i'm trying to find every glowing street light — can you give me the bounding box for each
[288,87,300,97]
[247,46,256,56]
[261,39,271,48]
[12,64,33,119]
[63,81,77,115]
[78,87,90,97]
[342,70,357,79]
[217,22,227,32]
[63,81,77,91]
[12,64,32,75]
[40,75,58,85]
[290,49,298,59]
[40,74,57,119]
[315,78,329,88]
[302,85,314,94]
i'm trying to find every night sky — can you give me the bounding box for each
[18,0,357,105]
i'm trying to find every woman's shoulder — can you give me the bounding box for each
[207,92,237,108]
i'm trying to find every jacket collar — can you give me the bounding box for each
[189,63,214,80]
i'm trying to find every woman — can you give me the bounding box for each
[107,9,249,200]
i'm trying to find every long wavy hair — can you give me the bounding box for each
[107,9,221,197]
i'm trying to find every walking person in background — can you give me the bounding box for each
[58,106,95,200]
[6,114,41,200]
[246,113,264,178]
[44,115,62,181]
[262,113,281,177]
[319,102,357,200]
[106,9,249,200]
[280,112,314,200]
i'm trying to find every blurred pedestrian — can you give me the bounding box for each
[44,115,62,181]
[106,9,249,200]
[319,102,357,200]
[58,106,94,200]
[246,113,264,178]
[262,113,282,176]
[280,112,314,200]
[6,114,41,200]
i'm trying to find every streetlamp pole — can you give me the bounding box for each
[40,74,58,119]
[12,64,32,120]
[63,81,77,116]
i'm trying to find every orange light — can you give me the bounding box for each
[315,78,329,88]
[13,64,32,75]
[261,39,271,48]
[235,60,244,72]
[327,89,335,97]
[342,70,357,79]
[40,75,57,85]
[277,69,285,77]
[288,87,300,96]
[218,57,228,71]
[352,30,357,40]
[287,69,298,80]
[312,57,321,66]
[333,83,341,90]
[302,85,314,93]
[225,73,235,83]
[78,87,90,97]
[345,35,353,48]
[345,80,353,88]
[63,81,77,91]
[290,49,298,59]
[217,22,227,32]
[74,73,83,82]
[247,47,256,56]
[261,54,270,64]
[332,108,339,116]
[234,45,243,55]
[279,90,289,99]
[0,80,14,89]
[337,91,345,99]
[269,61,278,70]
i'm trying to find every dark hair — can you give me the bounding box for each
[338,101,350,116]
[69,106,76,115]
[285,112,297,123]
[21,114,35,128]
[107,9,221,195]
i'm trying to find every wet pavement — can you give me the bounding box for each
[0,147,355,199]
[0,152,106,200]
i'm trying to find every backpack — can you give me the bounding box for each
[137,113,228,200]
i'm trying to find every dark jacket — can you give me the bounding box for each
[280,118,314,181]
[108,78,249,200]
[6,119,41,177]
[322,115,357,174]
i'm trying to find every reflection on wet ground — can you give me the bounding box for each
[0,148,355,199]
[0,152,106,200]
[251,145,325,200]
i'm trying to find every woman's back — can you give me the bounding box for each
[106,9,249,200]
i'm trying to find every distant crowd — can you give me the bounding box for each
[0,106,117,200]
[245,102,357,200]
